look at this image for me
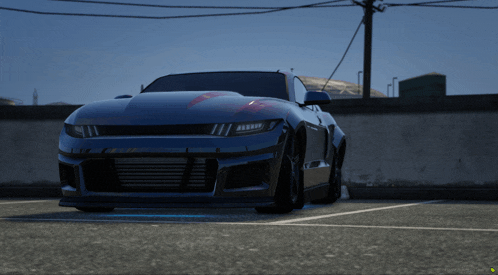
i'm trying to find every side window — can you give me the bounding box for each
[294,77,309,107]
[315,105,322,112]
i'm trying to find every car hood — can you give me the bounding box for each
[66,91,290,125]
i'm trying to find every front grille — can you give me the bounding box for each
[97,124,212,136]
[82,158,217,193]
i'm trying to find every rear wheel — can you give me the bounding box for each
[255,135,303,214]
[311,153,341,204]
[76,207,114,213]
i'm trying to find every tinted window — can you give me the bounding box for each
[143,72,288,100]
[294,77,307,104]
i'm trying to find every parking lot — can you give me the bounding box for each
[1,198,497,274]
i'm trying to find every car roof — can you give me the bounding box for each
[165,70,293,78]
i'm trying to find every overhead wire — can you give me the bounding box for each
[389,0,472,5]
[0,0,354,19]
[320,16,365,92]
[385,0,497,9]
[49,0,353,10]
[387,4,497,9]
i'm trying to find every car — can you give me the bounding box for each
[58,71,346,213]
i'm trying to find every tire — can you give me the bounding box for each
[255,134,304,214]
[311,153,342,204]
[76,207,115,213]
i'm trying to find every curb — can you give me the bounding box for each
[348,187,498,201]
[340,185,350,200]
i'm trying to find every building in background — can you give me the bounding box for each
[399,72,446,98]
[0,97,16,105]
[299,76,386,99]
[328,94,363,99]
[0,97,23,105]
[46,102,72,105]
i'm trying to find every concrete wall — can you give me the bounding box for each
[0,120,63,186]
[1,95,498,189]
[334,112,498,188]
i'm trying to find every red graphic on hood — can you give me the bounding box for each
[235,99,278,114]
[187,92,229,109]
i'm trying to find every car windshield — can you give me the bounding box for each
[142,72,288,100]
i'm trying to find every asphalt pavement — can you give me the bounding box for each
[1,198,497,274]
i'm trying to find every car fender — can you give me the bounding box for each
[284,107,308,155]
[318,111,345,153]
[333,125,345,152]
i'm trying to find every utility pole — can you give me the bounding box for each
[353,0,385,99]
[392,77,398,97]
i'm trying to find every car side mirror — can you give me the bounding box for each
[114,95,133,99]
[303,91,331,105]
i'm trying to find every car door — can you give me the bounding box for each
[293,77,330,188]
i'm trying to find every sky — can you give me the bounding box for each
[0,0,496,105]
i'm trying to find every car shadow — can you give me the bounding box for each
[3,202,332,224]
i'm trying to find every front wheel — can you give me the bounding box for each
[311,153,342,204]
[255,135,303,214]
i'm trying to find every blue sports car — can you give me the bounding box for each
[58,71,346,213]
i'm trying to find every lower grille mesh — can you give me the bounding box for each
[224,161,270,189]
[83,158,217,193]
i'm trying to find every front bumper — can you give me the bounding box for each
[58,122,288,208]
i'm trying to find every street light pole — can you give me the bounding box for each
[392,77,398,97]
[357,71,363,95]
[387,84,391,97]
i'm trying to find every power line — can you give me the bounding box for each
[389,0,472,5]
[320,16,365,92]
[0,6,271,19]
[387,4,497,9]
[50,0,352,10]
[386,0,497,9]
[0,1,354,19]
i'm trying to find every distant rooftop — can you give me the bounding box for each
[400,72,446,82]
[45,102,72,105]
[298,76,386,99]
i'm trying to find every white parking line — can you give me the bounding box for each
[0,199,58,205]
[267,200,444,224]
[220,222,498,232]
[3,217,497,232]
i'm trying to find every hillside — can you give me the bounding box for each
[299,76,386,98]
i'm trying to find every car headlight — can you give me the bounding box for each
[64,120,281,138]
[210,119,281,137]
[65,124,100,138]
